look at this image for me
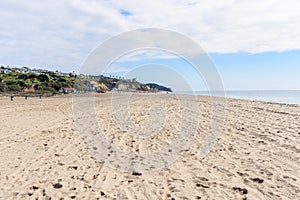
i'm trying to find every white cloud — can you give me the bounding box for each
[110,0,300,53]
[0,0,300,70]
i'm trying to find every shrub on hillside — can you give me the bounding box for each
[8,84,21,92]
[0,82,8,92]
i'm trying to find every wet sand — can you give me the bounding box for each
[0,93,299,199]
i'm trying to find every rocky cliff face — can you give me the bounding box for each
[82,78,171,93]
[115,80,150,92]
[146,83,172,92]
[90,81,109,90]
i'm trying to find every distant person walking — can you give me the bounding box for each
[25,96,28,100]
[10,96,14,101]
[39,95,43,99]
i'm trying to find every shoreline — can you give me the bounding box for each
[1,91,299,106]
[175,90,300,105]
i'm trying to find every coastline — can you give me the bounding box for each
[175,90,300,105]
[2,91,300,106]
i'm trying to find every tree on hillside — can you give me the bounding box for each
[28,73,38,81]
[38,74,50,82]
[34,84,43,91]
[69,72,77,78]
[17,80,26,87]
[18,73,28,80]
[53,82,62,91]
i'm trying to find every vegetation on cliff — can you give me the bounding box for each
[0,66,172,95]
[146,83,172,92]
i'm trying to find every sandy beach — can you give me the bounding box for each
[0,93,299,199]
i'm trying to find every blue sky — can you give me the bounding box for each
[103,50,300,91]
[211,51,300,90]
[0,0,299,91]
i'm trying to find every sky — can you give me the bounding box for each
[0,0,300,91]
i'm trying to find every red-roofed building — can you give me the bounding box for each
[59,87,75,93]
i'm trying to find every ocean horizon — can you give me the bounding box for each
[175,90,300,105]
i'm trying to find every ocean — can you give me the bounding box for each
[175,90,300,105]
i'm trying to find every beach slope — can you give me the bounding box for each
[0,94,299,199]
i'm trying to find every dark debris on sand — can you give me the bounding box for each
[250,177,264,184]
[132,171,142,176]
[233,187,248,195]
[53,183,63,189]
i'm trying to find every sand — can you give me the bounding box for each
[0,93,299,199]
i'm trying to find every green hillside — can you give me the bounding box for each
[0,66,172,95]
